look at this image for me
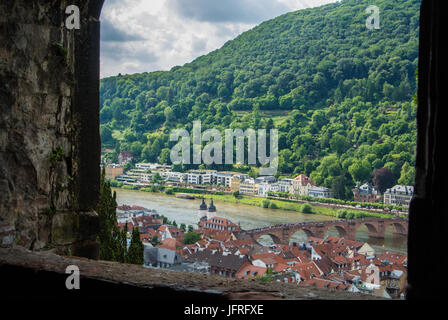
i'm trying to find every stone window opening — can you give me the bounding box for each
[0,0,445,301]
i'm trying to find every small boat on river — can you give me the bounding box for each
[176,193,196,200]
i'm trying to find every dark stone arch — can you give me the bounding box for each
[388,222,407,235]
[324,225,348,238]
[296,228,315,238]
[253,233,282,245]
[288,228,312,244]
[361,223,379,235]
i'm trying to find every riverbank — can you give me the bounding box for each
[172,192,397,219]
[112,184,399,220]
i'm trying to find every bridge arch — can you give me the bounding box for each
[253,233,282,245]
[354,222,382,240]
[387,222,407,235]
[324,225,349,239]
[289,229,311,244]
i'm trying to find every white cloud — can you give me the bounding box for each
[100,0,338,78]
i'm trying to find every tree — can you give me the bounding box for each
[348,160,371,184]
[123,161,135,173]
[152,172,163,183]
[331,175,347,200]
[373,167,396,194]
[158,148,171,164]
[151,235,160,246]
[398,162,415,186]
[98,0,419,184]
[96,168,127,262]
[329,134,349,155]
[127,227,144,265]
[183,232,202,245]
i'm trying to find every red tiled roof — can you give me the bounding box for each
[290,262,321,280]
[235,263,267,279]
[378,251,407,265]
[156,238,183,250]
[307,237,324,244]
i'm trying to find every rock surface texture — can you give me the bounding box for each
[0,247,382,300]
[0,1,102,257]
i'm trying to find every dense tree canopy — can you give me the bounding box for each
[100,0,419,200]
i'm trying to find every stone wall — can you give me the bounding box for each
[0,0,103,258]
[0,247,383,300]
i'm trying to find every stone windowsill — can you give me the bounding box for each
[0,246,383,300]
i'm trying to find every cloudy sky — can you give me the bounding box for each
[100,0,339,78]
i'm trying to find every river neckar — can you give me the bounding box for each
[113,188,407,254]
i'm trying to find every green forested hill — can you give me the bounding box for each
[100,0,420,200]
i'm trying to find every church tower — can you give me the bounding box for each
[207,198,217,220]
[197,198,208,222]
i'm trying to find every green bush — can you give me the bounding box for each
[255,275,273,282]
[345,211,355,219]
[261,199,270,208]
[183,232,202,245]
[301,203,313,214]
[337,209,347,218]
[269,202,278,209]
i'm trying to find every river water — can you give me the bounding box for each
[114,189,407,254]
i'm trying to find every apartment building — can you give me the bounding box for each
[290,174,315,196]
[384,185,414,207]
[352,183,381,203]
[105,165,123,180]
[239,178,258,195]
[308,186,331,198]
[215,172,234,187]
[187,170,217,185]
[278,178,293,193]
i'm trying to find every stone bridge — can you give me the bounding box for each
[242,218,408,245]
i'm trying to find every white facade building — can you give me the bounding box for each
[308,186,331,198]
[215,172,234,187]
[278,179,293,193]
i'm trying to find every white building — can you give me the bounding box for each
[308,186,331,198]
[384,185,414,207]
[136,163,171,171]
[239,178,258,195]
[163,171,186,184]
[258,182,280,197]
[278,179,293,193]
[187,170,217,185]
[215,172,234,187]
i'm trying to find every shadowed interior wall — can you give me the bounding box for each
[407,0,447,300]
[0,0,104,258]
